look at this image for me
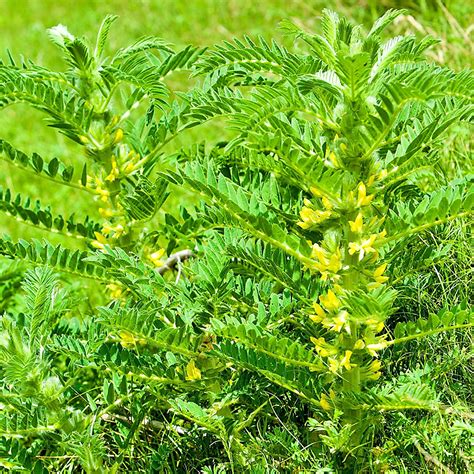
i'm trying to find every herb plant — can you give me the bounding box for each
[0,9,472,473]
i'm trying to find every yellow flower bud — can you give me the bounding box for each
[328,151,340,167]
[310,337,337,357]
[357,182,374,207]
[366,341,388,356]
[91,240,105,250]
[113,128,124,144]
[321,196,333,210]
[118,330,146,348]
[310,186,323,197]
[312,303,327,319]
[374,263,388,277]
[320,393,332,410]
[93,232,107,244]
[354,339,365,350]
[349,213,364,233]
[369,360,382,372]
[378,169,388,180]
[340,350,353,371]
[106,283,123,299]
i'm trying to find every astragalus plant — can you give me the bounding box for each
[160,8,473,471]
[0,8,472,474]
[0,16,210,473]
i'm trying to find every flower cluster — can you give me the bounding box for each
[310,244,343,282]
[301,171,393,410]
[91,222,126,251]
[298,198,333,229]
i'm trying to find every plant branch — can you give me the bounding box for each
[156,249,195,274]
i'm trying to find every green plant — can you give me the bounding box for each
[0,17,210,472]
[0,9,472,473]
[159,7,473,469]
[1,14,206,255]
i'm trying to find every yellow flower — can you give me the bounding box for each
[320,393,332,410]
[185,359,202,381]
[327,254,342,273]
[106,283,123,299]
[365,318,385,334]
[99,207,114,218]
[148,248,166,267]
[91,241,105,250]
[348,234,378,261]
[300,208,316,223]
[331,310,349,333]
[310,186,324,197]
[328,151,340,167]
[369,360,382,372]
[124,162,135,174]
[97,191,110,203]
[91,232,108,250]
[321,196,333,210]
[102,223,124,238]
[366,341,388,356]
[319,290,341,311]
[102,224,113,234]
[340,350,353,370]
[310,245,342,281]
[309,312,323,323]
[328,357,339,374]
[368,262,389,289]
[327,351,353,373]
[311,244,327,262]
[105,157,120,182]
[374,263,389,284]
[349,213,364,233]
[360,359,383,380]
[357,182,374,207]
[118,330,146,348]
[311,337,337,357]
[113,128,124,144]
[313,303,326,321]
[374,263,387,277]
[297,207,332,229]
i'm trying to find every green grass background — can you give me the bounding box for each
[1,0,472,240]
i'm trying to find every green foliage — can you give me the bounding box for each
[0,9,472,473]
